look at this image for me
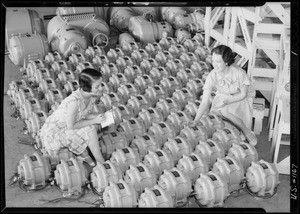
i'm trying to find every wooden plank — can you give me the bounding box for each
[204,7,212,46]
[210,7,225,30]
[256,35,281,50]
[222,7,231,45]
[237,7,252,51]
[251,68,278,78]
[253,78,273,91]
[255,23,284,34]
[266,3,290,26]
[263,49,280,66]
[228,8,238,48]
[240,7,256,23]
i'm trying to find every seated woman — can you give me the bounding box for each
[40,68,108,166]
[193,45,258,146]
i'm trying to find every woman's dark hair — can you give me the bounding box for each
[78,68,102,92]
[211,45,236,66]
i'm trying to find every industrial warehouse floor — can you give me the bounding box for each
[2,6,291,213]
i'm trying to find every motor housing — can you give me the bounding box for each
[110,147,140,174]
[138,185,174,207]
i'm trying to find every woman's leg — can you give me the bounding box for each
[87,128,105,164]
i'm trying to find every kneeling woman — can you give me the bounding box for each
[193,45,258,146]
[40,68,107,166]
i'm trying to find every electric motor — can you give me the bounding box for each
[176,68,198,87]
[176,153,209,184]
[56,7,108,21]
[194,46,212,63]
[118,33,137,51]
[183,38,203,52]
[124,65,144,83]
[84,45,105,60]
[126,95,151,117]
[100,92,124,111]
[108,73,129,92]
[25,110,48,138]
[162,137,192,165]
[103,179,138,207]
[157,167,192,206]
[138,185,174,207]
[185,78,204,99]
[14,87,36,109]
[149,67,170,85]
[19,98,43,120]
[111,105,134,126]
[101,63,119,82]
[68,53,87,66]
[168,44,188,59]
[155,98,181,120]
[148,122,177,148]
[145,42,163,58]
[246,160,280,197]
[154,51,174,67]
[227,142,258,171]
[198,114,216,138]
[7,80,28,102]
[130,134,159,161]
[134,75,155,94]
[32,68,53,85]
[190,61,210,78]
[212,156,245,193]
[57,70,76,84]
[99,131,128,159]
[165,59,187,77]
[44,51,64,64]
[179,125,208,150]
[144,85,167,107]
[110,147,140,174]
[138,108,164,131]
[51,59,72,74]
[131,7,158,22]
[192,33,205,44]
[8,33,49,67]
[129,16,174,45]
[117,83,140,104]
[174,29,191,44]
[194,139,225,169]
[109,7,136,32]
[92,55,110,70]
[124,163,156,196]
[26,59,49,80]
[171,88,196,110]
[131,49,150,65]
[75,61,94,74]
[143,149,174,179]
[118,118,146,143]
[166,111,191,135]
[158,37,177,50]
[54,157,88,195]
[63,80,80,96]
[194,171,229,207]
[39,78,58,95]
[140,58,160,75]
[43,147,75,170]
[90,160,122,193]
[160,7,187,26]
[173,9,205,30]
[107,48,125,63]
[183,100,202,118]
[179,52,198,68]
[212,127,242,154]
[159,77,182,97]
[116,56,135,72]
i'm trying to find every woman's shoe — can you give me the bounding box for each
[246,131,257,146]
[77,155,95,167]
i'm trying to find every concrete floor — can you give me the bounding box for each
[2,6,291,212]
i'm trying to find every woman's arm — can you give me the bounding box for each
[225,84,248,105]
[193,89,212,124]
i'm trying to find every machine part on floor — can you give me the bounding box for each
[194,46,212,63]
[126,95,151,117]
[162,136,192,165]
[185,78,204,99]
[176,153,209,184]
[44,51,64,64]
[100,92,124,111]
[14,87,36,109]
[134,75,155,94]
[101,63,119,82]
[165,59,187,77]
[103,179,138,207]
[110,147,140,174]
[124,65,144,83]
[51,59,72,74]
[187,22,205,34]
[131,49,150,65]
[128,17,174,44]
[56,7,108,21]
[109,73,129,92]
[159,77,182,97]
[92,55,110,70]
[155,98,181,120]
[158,37,178,50]
[118,32,136,49]
[44,88,65,106]
[17,152,51,191]
[194,139,225,169]
[183,100,202,118]
[47,13,110,56]
[148,122,177,149]
[117,83,140,104]
[171,88,196,110]
[39,77,58,94]
[168,45,188,59]
[194,171,229,207]
[131,7,158,22]
[149,67,170,86]
[138,185,174,207]
[116,56,135,72]
[84,45,105,61]
[140,58,160,75]
[179,125,208,150]
[198,114,216,138]
[174,29,191,44]
[155,51,174,67]
[25,59,49,80]
[138,107,164,131]
[107,48,125,63]
[19,98,43,120]
[157,167,192,206]
[7,80,28,102]
[160,7,187,26]
[31,68,53,85]
[143,149,174,180]
[124,163,156,196]
[44,147,75,170]
[212,127,242,154]
[118,118,146,143]
[57,70,76,84]
[25,110,48,138]
[179,52,198,68]
[130,134,159,161]
[193,33,205,43]
[227,142,258,171]
[8,32,49,67]
[166,111,192,135]
[207,112,225,130]
[99,131,128,160]
[90,160,122,194]
[54,157,88,195]
[145,42,163,58]
[63,80,80,96]
[75,61,95,74]
[144,85,167,107]
[212,156,245,193]
[109,7,136,32]
[173,9,205,30]
[111,104,134,126]
[190,61,207,79]
[5,8,45,48]
[246,160,280,197]
[68,53,87,66]
[183,38,202,52]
